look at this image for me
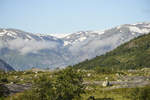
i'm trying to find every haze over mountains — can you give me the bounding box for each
[0,22,150,70]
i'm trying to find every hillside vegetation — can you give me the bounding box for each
[1,67,150,100]
[74,33,150,70]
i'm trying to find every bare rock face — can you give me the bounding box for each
[6,83,31,95]
[0,83,31,97]
[102,80,110,87]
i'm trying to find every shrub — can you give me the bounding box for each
[55,67,85,100]
[14,67,85,100]
[33,75,55,100]
[0,84,10,97]
[0,71,9,83]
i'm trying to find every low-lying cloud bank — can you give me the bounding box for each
[69,34,121,55]
[1,38,59,55]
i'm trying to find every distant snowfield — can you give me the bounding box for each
[50,34,69,38]
[129,26,150,34]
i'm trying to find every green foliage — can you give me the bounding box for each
[14,67,85,100]
[94,67,117,74]
[55,67,85,100]
[12,90,39,100]
[129,87,150,100]
[13,75,54,100]
[0,71,9,83]
[0,84,10,98]
[34,75,55,100]
[74,33,150,70]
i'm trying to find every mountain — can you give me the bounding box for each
[73,32,150,70]
[62,22,150,63]
[0,59,14,71]
[0,28,69,70]
[0,22,150,70]
[0,29,69,70]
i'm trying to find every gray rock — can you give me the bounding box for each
[102,81,110,87]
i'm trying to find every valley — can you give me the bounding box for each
[1,32,150,100]
[1,1,150,100]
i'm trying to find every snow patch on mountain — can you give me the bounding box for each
[0,32,6,36]
[64,41,71,46]
[50,34,69,38]
[144,24,150,28]
[0,29,18,37]
[78,37,87,41]
[129,26,150,33]
[0,29,7,36]
[89,30,105,35]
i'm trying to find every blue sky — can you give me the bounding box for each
[0,0,150,34]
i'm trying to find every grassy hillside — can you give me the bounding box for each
[73,33,150,70]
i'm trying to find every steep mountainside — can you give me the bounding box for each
[0,22,150,70]
[0,59,14,71]
[73,33,150,69]
[63,22,150,63]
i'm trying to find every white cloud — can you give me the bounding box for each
[68,34,121,58]
[7,38,59,55]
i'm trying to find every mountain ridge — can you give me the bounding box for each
[73,32,150,69]
[0,22,150,70]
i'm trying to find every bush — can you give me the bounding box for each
[15,67,85,100]
[94,67,116,74]
[33,75,55,100]
[0,78,8,83]
[55,67,85,100]
[0,84,10,97]
[0,71,9,83]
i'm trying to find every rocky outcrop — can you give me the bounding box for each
[6,83,31,95]
[0,83,31,97]
[102,81,110,87]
